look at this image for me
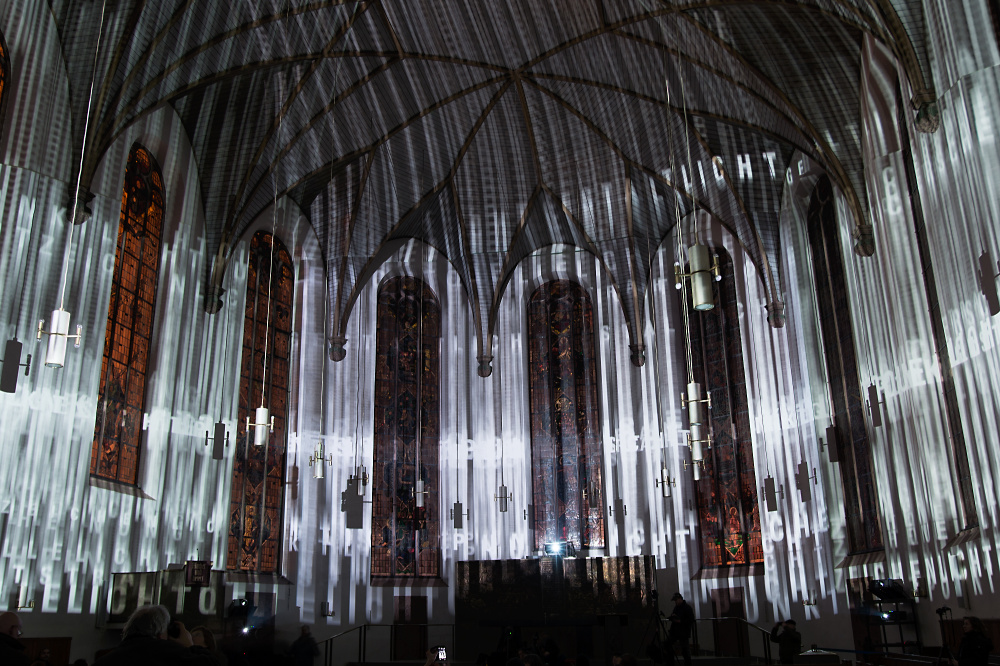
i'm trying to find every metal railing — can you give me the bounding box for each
[691,617,774,664]
[318,623,456,666]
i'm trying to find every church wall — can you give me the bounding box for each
[915,0,1000,618]
[813,6,1000,642]
[0,4,314,659]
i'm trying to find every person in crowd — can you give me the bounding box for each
[539,633,562,666]
[191,625,226,665]
[950,616,994,666]
[0,611,29,666]
[770,619,802,664]
[666,592,695,666]
[289,625,319,666]
[92,605,216,665]
[168,620,194,647]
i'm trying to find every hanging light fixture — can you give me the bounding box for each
[2,206,37,392]
[310,295,332,478]
[681,381,712,428]
[248,404,275,446]
[494,356,511,513]
[205,270,234,460]
[414,242,428,509]
[674,243,721,311]
[0,339,31,393]
[494,462,512,513]
[38,3,110,367]
[677,245,712,477]
[347,290,368,494]
[247,87,285,448]
[663,58,713,477]
[349,302,368,487]
[309,439,332,479]
[655,463,675,498]
[206,419,230,461]
[670,52,720,313]
[452,329,469,527]
[683,455,706,481]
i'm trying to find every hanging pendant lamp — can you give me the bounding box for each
[38,3,109,367]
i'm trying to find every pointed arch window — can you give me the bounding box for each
[227,231,294,573]
[688,249,763,568]
[527,280,605,552]
[90,144,164,485]
[371,276,441,578]
[808,176,883,553]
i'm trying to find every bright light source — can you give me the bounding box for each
[38,308,82,368]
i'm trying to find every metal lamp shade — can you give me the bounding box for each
[253,406,270,446]
[45,309,71,368]
[688,244,715,311]
[313,441,325,478]
[687,381,704,425]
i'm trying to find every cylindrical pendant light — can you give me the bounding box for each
[44,309,72,368]
[659,466,672,498]
[254,406,270,446]
[687,381,704,425]
[313,441,325,479]
[415,479,425,508]
[690,425,704,462]
[496,485,509,513]
[688,243,715,311]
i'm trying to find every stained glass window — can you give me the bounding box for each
[688,249,763,567]
[227,231,294,573]
[371,276,441,578]
[808,176,883,552]
[527,280,605,552]
[90,144,164,486]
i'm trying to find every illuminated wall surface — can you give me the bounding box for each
[0,1,1000,661]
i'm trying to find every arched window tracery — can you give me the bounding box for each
[527,280,605,552]
[688,249,763,568]
[90,143,164,486]
[227,230,294,573]
[371,276,441,578]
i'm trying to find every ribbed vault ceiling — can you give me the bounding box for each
[48,0,935,370]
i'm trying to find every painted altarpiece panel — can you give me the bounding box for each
[527,280,605,552]
[371,276,441,578]
[227,231,293,573]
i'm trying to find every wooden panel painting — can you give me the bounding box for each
[527,280,605,552]
[227,231,293,573]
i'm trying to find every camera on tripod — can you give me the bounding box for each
[935,606,951,617]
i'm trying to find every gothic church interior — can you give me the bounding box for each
[1,0,999,663]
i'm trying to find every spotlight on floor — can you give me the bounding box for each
[544,540,576,557]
